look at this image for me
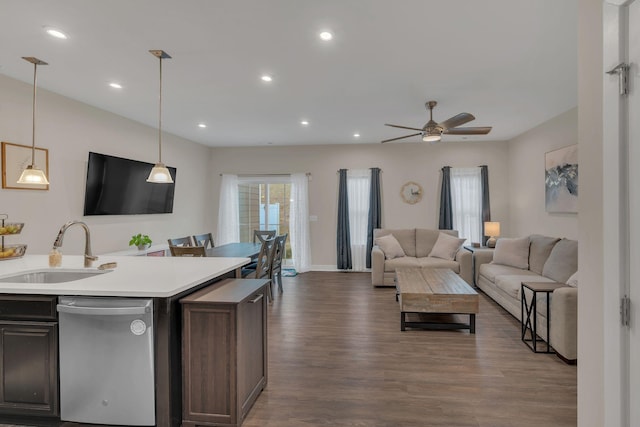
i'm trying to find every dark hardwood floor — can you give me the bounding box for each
[1,271,575,427]
[243,271,576,427]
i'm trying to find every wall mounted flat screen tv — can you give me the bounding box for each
[84,152,176,215]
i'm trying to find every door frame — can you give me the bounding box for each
[603,1,633,426]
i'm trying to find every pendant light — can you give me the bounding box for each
[146,50,173,183]
[17,57,50,185]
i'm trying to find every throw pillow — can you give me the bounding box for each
[492,236,530,269]
[375,234,406,260]
[528,235,561,275]
[428,232,466,261]
[542,238,578,283]
[566,271,578,287]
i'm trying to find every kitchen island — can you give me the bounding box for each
[0,254,250,426]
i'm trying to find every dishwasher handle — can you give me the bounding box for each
[57,304,150,316]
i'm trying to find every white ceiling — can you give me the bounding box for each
[0,0,577,147]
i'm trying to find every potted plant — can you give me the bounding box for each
[129,233,152,250]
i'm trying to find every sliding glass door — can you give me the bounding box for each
[238,178,291,259]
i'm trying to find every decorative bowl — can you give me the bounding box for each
[0,244,27,260]
[0,223,24,236]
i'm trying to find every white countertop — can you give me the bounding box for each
[0,255,249,297]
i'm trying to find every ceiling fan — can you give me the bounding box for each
[382,101,492,143]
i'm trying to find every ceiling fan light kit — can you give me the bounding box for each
[382,100,492,144]
[422,132,441,143]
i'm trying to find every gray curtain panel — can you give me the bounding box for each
[480,165,491,246]
[337,169,352,269]
[366,167,382,268]
[438,166,453,229]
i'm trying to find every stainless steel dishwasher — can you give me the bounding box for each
[57,296,155,426]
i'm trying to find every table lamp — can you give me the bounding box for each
[484,221,500,248]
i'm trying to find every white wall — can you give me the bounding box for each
[0,74,212,255]
[578,0,604,425]
[507,108,579,239]
[209,141,509,268]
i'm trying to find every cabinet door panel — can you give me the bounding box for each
[0,322,58,416]
[183,307,236,424]
[238,292,266,415]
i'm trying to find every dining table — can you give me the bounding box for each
[205,242,262,276]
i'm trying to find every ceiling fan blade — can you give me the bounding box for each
[381,133,422,143]
[385,123,423,131]
[443,126,492,135]
[438,113,475,130]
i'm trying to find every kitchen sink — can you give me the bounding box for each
[0,269,111,284]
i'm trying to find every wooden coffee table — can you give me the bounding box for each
[395,268,479,333]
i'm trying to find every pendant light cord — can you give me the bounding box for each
[31,62,37,166]
[158,56,163,164]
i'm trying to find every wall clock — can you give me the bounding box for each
[400,181,423,204]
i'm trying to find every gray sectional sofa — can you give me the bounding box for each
[473,234,578,362]
[371,228,473,287]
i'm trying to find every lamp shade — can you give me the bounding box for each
[484,221,500,237]
[146,163,173,183]
[17,165,49,185]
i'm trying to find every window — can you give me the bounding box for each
[450,168,482,244]
[347,169,371,271]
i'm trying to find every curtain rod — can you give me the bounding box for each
[219,173,311,177]
[336,168,383,173]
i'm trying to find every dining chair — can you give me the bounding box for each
[253,229,276,243]
[192,232,215,249]
[242,237,275,303]
[269,233,288,294]
[169,245,206,257]
[167,236,193,247]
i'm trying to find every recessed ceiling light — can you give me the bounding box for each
[198,123,207,128]
[261,75,273,82]
[301,120,309,126]
[353,133,360,138]
[44,27,68,39]
[109,82,122,89]
[319,31,333,41]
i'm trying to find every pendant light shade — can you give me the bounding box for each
[147,163,173,183]
[17,165,49,184]
[146,50,173,184]
[17,57,49,185]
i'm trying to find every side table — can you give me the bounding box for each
[520,281,567,353]
[463,245,494,286]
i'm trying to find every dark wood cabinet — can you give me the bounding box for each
[0,295,58,417]
[181,279,268,427]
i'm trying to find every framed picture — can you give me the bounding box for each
[545,144,578,213]
[1,141,50,190]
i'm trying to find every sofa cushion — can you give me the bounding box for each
[542,238,578,283]
[415,229,458,257]
[479,263,540,283]
[417,257,460,273]
[428,232,466,260]
[492,236,530,269]
[529,235,561,275]
[492,274,554,319]
[374,234,406,260]
[384,256,421,271]
[494,274,554,301]
[374,229,416,257]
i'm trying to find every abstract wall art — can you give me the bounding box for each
[545,144,578,213]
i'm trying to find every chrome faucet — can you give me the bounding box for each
[53,220,98,268]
